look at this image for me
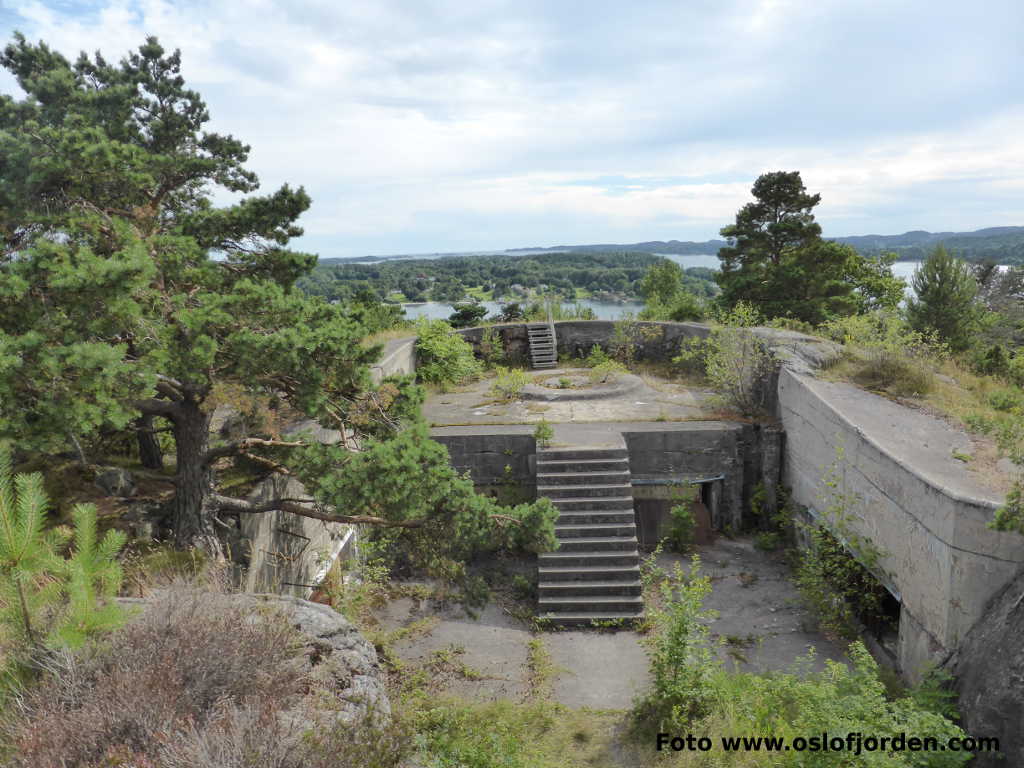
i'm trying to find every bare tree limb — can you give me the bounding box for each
[202,437,304,466]
[210,494,426,528]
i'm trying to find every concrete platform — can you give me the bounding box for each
[424,367,710,427]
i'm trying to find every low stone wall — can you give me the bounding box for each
[457,320,709,363]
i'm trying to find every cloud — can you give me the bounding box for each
[2,0,1023,255]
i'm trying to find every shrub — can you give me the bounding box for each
[478,327,505,368]
[587,359,627,384]
[609,314,661,366]
[1008,350,1024,387]
[490,366,531,401]
[821,312,941,396]
[987,387,1024,412]
[666,503,696,553]
[990,480,1024,534]
[533,419,554,448]
[0,442,126,664]
[701,327,775,416]
[414,317,483,386]
[634,557,718,731]
[582,344,610,367]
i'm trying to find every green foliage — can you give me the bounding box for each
[448,302,488,329]
[638,259,706,321]
[716,171,904,322]
[822,312,941,396]
[0,35,404,549]
[635,556,718,729]
[294,422,558,607]
[0,443,125,662]
[414,317,483,387]
[907,245,981,351]
[478,327,505,368]
[608,314,661,366]
[688,644,972,768]
[489,366,531,401]
[685,307,775,417]
[666,504,696,553]
[532,419,554,448]
[586,359,627,384]
[583,344,610,367]
[990,480,1024,534]
[300,250,719,304]
[794,453,894,639]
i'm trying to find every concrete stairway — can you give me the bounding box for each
[527,323,557,369]
[536,447,643,626]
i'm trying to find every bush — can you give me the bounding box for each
[822,312,941,396]
[533,419,554,448]
[2,587,409,768]
[587,359,627,384]
[666,503,696,553]
[634,557,718,731]
[582,343,610,367]
[490,366,531,401]
[414,317,483,387]
[987,387,1024,412]
[478,327,505,368]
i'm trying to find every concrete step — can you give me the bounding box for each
[538,483,633,499]
[538,611,642,627]
[556,510,636,525]
[554,522,636,537]
[539,594,644,612]
[537,470,631,486]
[532,362,557,369]
[555,536,639,552]
[537,564,642,582]
[538,550,639,567]
[538,448,628,461]
[536,458,629,473]
[550,496,634,512]
[538,580,642,597]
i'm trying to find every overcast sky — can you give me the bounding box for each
[2,0,1022,257]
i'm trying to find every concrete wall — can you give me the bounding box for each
[431,432,537,501]
[622,423,783,530]
[458,320,710,364]
[777,367,1024,678]
[370,337,417,383]
[238,474,355,598]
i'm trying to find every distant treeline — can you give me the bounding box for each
[298,251,719,303]
[511,226,1024,265]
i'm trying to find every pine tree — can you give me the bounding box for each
[906,245,980,351]
[0,443,125,655]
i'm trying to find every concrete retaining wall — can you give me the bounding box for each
[777,367,1024,678]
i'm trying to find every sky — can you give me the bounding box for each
[1,0,1023,258]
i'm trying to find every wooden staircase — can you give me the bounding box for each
[527,323,557,369]
[536,447,643,626]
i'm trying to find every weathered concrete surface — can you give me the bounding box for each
[238,473,355,597]
[951,569,1024,767]
[370,336,416,383]
[423,367,709,426]
[375,537,849,709]
[429,421,780,530]
[777,367,1024,677]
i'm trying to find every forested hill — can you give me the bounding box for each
[510,226,1024,264]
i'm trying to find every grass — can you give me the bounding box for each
[526,636,558,699]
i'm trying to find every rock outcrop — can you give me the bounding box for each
[950,569,1024,766]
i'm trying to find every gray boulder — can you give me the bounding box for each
[94,467,136,497]
[951,569,1024,766]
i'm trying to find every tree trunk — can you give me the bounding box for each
[136,413,164,470]
[171,400,221,557]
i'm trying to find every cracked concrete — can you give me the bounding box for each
[375,536,850,710]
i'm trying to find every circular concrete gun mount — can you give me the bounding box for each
[519,370,645,402]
